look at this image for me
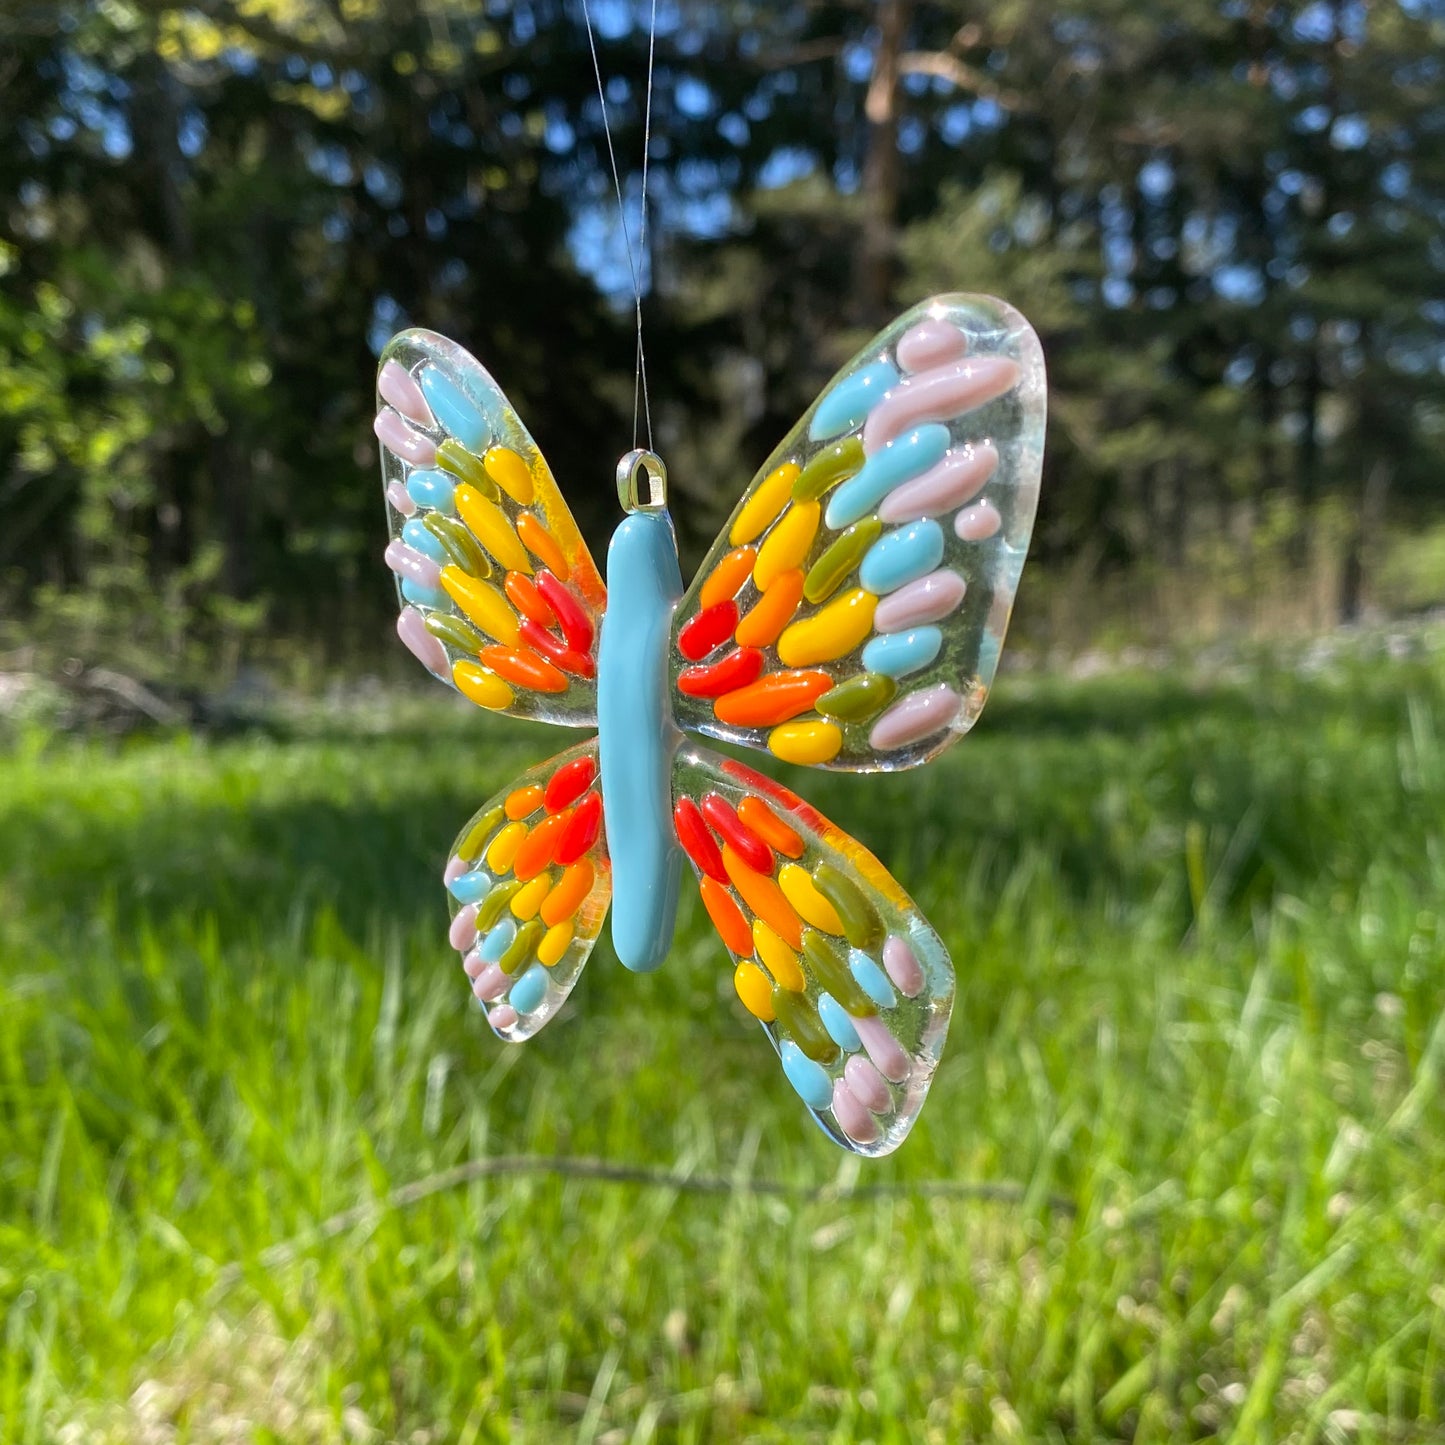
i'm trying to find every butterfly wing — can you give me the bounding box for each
[671,293,1045,770]
[672,741,952,1156]
[444,739,610,1040]
[376,330,607,724]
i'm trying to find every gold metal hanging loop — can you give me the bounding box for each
[616,449,668,514]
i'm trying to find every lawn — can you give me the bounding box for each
[1,641,1442,1443]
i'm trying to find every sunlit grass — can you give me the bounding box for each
[1,646,1443,1442]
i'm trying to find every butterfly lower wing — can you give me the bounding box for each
[444,739,610,1040]
[673,741,953,1156]
[672,294,1045,771]
[376,330,607,725]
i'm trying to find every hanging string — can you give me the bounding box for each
[580,0,657,453]
[635,0,657,451]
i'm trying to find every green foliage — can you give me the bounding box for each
[1376,523,1445,616]
[2,0,1443,672]
[1,645,1442,1439]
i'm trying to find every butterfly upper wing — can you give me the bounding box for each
[672,742,952,1156]
[671,293,1045,771]
[444,739,611,1040]
[376,329,607,725]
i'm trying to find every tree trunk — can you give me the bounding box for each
[213,432,254,601]
[855,0,911,325]
[131,48,194,264]
[1339,459,1390,624]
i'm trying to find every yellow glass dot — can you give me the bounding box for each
[778,863,844,935]
[538,920,574,967]
[753,501,820,591]
[456,484,532,573]
[776,588,876,668]
[452,659,514,710]
[768,720,843,766]
[733,961,776,1021]
[509,872,553,921]
[486,820,528,874]
[729,462,800,546]
[753,920,806,992]
[440,566,520,646]
[484,446,536,504]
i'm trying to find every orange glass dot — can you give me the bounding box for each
[700,546,758,610]
[713,670,834,728]
[738,796,806,860]
[699,876,753,956]
[478,644,569,694]
[722,845,803,949]
[504,784,546,821]
[734,569,805,649]
[517,512,570,581]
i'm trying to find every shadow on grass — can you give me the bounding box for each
[3,659,1440,959]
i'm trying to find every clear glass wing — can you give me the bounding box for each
[670,294,1046,770]
[672,741,954,1156]
[376,329,607,726]
[442,739,610,1041]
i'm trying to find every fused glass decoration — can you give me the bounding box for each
[373,294,1047,1156]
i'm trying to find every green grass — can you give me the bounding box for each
[1,645,1443,1443]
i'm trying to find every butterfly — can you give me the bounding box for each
[373,294,1046,1156]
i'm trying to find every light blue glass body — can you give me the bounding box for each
[596,457,685,972]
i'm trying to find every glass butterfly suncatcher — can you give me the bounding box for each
[374,294,1046,1157]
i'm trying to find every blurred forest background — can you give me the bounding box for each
[1,0,1443,688]
[3,6,1445,1437]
